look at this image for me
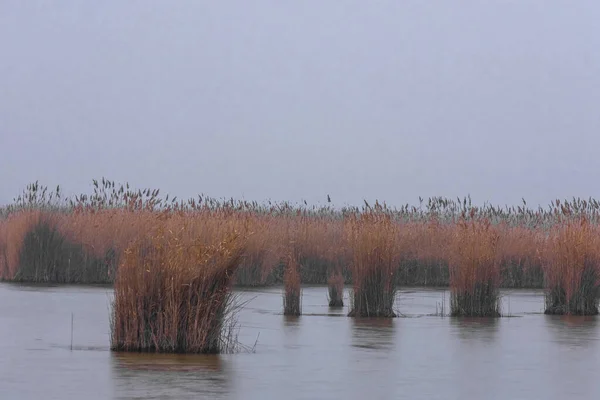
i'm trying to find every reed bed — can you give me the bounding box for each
[398,219,450,286]
[233,214,285,286]
[0,208,151,283]
[0,209,44,280]
[449,216,501,317]
[497,224,544,288]
[3,178,600,325]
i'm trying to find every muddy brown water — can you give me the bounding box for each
[1,284,599,399]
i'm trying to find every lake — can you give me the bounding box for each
[0,284,598,399]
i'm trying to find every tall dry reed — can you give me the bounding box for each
[110,213,248,353]
[398,219,450,286]
[283,250,302,316]
[9,179,600,297]
[234,215,285,286]
[0,210,44,280]
[327,272,344,307]
[347,211,401,317]
[449,217,501,317]
[497,224,544,288]
[544,218,600,315]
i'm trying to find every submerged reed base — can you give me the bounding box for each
[450,281,501,317]
[544,266,600,315]
[348,269,397,317]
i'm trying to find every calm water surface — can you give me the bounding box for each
[1,284,599,399]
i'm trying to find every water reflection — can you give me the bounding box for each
[3,282,62,292]
[111,352,230,399]
[282,315,302,350]
[544,315,600,348]
[450,317,499,343]
[350,318,396,351]
[3,282,112,292]
[112,352,224,372]
[283,315,301,328]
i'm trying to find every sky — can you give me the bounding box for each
[1,1,600,208]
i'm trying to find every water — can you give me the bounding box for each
[1,284,599,400]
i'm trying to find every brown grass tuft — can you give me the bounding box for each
[110,213,248,353]
[283,249,302,316]
[327,272,344,307]
[449,218,501,317]
[347,211,400,318]
[543,218,600,315]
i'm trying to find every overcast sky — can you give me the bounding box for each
[1,1,600,208]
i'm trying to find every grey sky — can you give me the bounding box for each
[1,1,599,208]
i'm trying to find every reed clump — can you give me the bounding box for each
[347,209,400,318]
[324,221,350,306]
[283,250,302,316]
[544,218,600,315]
[327,272,344,307]
[449,217,501,317]
[110,214,248,354]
